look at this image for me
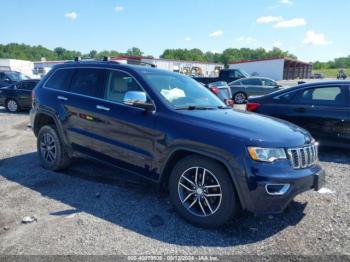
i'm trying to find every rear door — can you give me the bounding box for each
[282,85,349,144]
[17,81,37,107]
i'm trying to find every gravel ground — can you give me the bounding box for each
[0,107,349,257]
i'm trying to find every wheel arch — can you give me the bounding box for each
[33,109,71,153]
[159,147,246,209]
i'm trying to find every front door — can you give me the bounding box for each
[283,85,349,145]
[88,69,159,178]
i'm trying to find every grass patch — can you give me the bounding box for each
[313,68,350,78]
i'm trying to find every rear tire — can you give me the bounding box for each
[233,92,247,104]
[6,99,20,112]
[37,125,72,171]
[169,155,237,228]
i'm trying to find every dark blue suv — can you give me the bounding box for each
[30,61,325,227]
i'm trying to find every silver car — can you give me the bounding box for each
[229,77,281,104]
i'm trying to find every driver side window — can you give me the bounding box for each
[104,71,144,103]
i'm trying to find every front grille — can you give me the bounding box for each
[287,144,318,169]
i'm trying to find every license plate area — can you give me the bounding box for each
[314,170,326,191]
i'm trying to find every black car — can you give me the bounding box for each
[0,79,39,112]
[247,81,350,148]
[0,71,30,88]
[30,60,324,227]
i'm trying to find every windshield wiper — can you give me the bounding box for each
[175,105,217,110]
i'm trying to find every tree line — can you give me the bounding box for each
[2,43,348,69]
[313,56,350,70]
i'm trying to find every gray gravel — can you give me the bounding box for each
[0,107,349,256]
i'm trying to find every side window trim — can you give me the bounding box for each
[293,85,345,106]
[43,67,157,111]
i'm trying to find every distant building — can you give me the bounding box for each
[33,56,224,78]
[229,57,312,81]
[112,56,224,77]
[0,59,34,78]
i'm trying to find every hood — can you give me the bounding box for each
[179,109,313,148]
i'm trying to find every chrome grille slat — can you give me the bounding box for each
[287,144,318,169]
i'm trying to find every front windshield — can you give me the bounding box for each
[142,72,226,109]
[6,72,29,81]
[239,69,250,78]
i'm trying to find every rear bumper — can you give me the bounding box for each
[240,165,325,214]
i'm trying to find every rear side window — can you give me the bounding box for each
[20,81,37,90]
[45,69,74,91]
[295,86,345,105]
[69,68,106,98]
[241,79,261,85]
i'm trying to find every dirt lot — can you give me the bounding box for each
[0,107,349,256]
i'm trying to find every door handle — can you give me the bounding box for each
[294,107,306,113]
[57,96,68,101]
[96,105,110,111]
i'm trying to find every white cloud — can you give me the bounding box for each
[184,37,192,41]
[256,16,283,24]
[64,12,78,20]
[115,6,124,12]
[209,30,223,38]
[302,30,332,46]
[280,0,293,5]
[274,18,306,28]
[236,36,259,47]
[273,41,282,48]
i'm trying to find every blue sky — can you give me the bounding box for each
[1,0,349,62]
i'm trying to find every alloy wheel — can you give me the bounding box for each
[7,100,18,112]
[234,93,246,104]
[40,133,57,164]
[178,167,222,217]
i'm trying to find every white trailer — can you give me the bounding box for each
[0,59,35,78]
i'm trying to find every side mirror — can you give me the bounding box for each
[123,91,154,111]
[3,77,11,83]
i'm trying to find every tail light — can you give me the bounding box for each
[247,102,261,112]
[225,99,234,107]
[209,87,220,94]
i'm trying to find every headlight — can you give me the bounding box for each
[248,147,287,162]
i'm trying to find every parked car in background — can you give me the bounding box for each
[0,71,30,88]
[30,61,325,227]
[0,79,39,112]
[207,81,233,106]
[247,81,350,148]
[193,69,250,85]
[310,73,325,79]
[229,77,282,104]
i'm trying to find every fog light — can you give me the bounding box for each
[265,184,290,195]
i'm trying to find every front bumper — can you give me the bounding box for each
[240,163,325,214]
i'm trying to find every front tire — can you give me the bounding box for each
[233,92,247,104]
[37,125,72,171]
[169,155,237,227]
[6,99,20,112]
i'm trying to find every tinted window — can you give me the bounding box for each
[241,79,261,85]
[21,81,37,90]
[45,69,74,91]
[295,86,345,105]
[70,68,106,98]
[261,79,277,87]
[104,71,143,103]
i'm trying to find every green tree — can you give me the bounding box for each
[126,47,143,57]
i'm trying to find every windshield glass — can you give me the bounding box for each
[142,72,225,109]
[5,72,29,81]
[239,69,250,78]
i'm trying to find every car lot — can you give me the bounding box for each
[0,107,349,256]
